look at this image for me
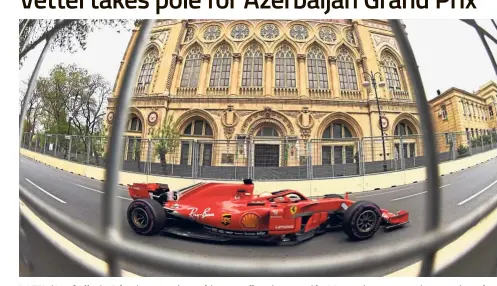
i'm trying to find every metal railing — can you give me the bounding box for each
[18,19,497,277]
[20,131,497,181]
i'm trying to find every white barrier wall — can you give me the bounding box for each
[20,148,497,196]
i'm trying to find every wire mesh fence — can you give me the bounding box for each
[18,19,497,277]
[20,130,497,181]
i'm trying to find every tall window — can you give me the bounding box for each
[136,48,159,91]
[180,46,203,88]
[336,47,358,91]
[394,121,415,136]
[441,104,448,120]
[128,115,142,132]
[321,122,355,165]
[382,52,402,91]
[241,43,263,87]
[275,44,296,88]
[490,105,494,118]
[181,119,213,166]
[209,44,232,87]
[307,46,329,89]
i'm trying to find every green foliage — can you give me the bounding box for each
[150,114,180,163]
[457,144,469,156]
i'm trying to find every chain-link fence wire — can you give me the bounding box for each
[21,131,497,181]
[310,138,361,178]
[18,19,497,277]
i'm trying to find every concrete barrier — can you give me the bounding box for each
[20,148,497,196]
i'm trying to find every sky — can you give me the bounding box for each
[18,19,497,100]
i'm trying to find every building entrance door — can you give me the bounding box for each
[254,144,279,167]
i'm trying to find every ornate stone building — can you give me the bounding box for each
[106,19,421,172]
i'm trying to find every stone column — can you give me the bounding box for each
[399,65,411,100]
[264,53,273,97]
[328,56,340,98]
[298,54,307,97]
[356,58,366,99]
[230,53,241,96]
[170,55,183,95]
[197,54,211,96]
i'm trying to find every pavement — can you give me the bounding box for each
[19,154,497,276]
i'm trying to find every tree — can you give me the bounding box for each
[151,114,181,174]
[19,19,131,67]
[19,80,42,134]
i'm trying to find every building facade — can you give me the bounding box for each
[430,81,497,152]
[106,19,422,175]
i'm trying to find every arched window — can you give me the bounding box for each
[441,104,448,120]
[128,115,142,132]
[183,119,213,137]
[322,122,353,139]
[136,48,159,92]
[209,44,232,88]
[241,43,263,87]
[275,44,296,88]
[180,46,203,88]
[181,118,213,167]
[321,121,355,165]
[255,126,279,137]
[336,47,358,91]
[394,120,415,136]
[307,46,329,89]
[382,51,402,91]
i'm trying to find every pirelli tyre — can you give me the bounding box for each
[127,199,166,236]
[342,201,382,241]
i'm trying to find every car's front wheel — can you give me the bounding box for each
[342,201,381,241]
[127,199,166,236]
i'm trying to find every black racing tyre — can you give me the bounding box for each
[324,194,344,199]
[127,199,166,236]
[342,201,382,241]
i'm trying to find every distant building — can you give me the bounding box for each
[429,81,497,153]
[106,19,423,176]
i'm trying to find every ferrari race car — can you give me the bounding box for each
[126,179,409,244]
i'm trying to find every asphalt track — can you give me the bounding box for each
[19,154,497,276]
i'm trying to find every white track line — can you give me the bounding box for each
[25,178,67,204]
[355,187,414,198]
[117,196,132,201]
[391,191,427,201]
[73,183,104,194]
[458,179,497,206]
[390,184,450,202]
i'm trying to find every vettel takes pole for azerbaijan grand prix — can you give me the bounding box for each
[126,179,409,245]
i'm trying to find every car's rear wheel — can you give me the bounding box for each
[127,199,166,236]
[342,201,381,241]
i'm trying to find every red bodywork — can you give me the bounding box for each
[128,181,409,240]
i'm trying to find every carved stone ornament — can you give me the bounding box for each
[297,107,315,140]
[224,126,235,140]
[106,111,114,124]
[241,107,295,135]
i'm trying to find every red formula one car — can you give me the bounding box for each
[126,179,409,244]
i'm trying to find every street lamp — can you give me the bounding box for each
[363,71,388,172]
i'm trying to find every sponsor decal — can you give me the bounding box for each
[240,212,260,229]
[270,209,282,218]
[275,225,294,230]
[188,207,214,220]
[221,214,231,226]
[289,205,298,215]
[204,226,267,237]
[249,201,266,204]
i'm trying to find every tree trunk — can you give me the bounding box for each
[160,152,167,175]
